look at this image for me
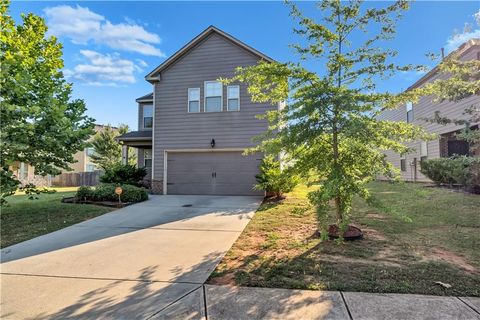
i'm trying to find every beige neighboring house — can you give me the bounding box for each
[13,124,116,187]
[378,39,480,182]
[64,124,118,173]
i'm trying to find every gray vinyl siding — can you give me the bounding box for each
[377,44,480,182]
[152,33,276,182]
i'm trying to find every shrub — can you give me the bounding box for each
[76,186,94,200]
[420,156,480,192]
[254,156,300,198]
[100,164,147,186]
[75,184,148,203]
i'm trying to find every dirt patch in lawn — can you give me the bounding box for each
[428,248,479,274]
[208,182,480,296]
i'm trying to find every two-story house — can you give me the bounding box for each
[378,38,480,182]
[117,26,278,195]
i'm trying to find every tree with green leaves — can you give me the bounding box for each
[225,0,432,234]
[0,1,95,202]
[90,124,136,170]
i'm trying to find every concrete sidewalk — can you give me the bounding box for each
[154,284,480,320]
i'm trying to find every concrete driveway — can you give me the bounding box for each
[0,195,262,319]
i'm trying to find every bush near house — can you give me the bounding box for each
[254,156,300,199]
[76,184,148,203]
[99,164,147,186]
[421,156,480,193]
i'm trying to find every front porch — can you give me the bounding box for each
[116,130,160,192]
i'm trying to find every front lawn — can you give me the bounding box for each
[208,181,480,296]
[1,189,114,248]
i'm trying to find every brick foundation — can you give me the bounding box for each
[150,179,163,194]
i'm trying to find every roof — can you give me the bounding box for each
[145,25,274,82]
[136,92,153,102]
[116,130,152,141]
[407,38,480,91]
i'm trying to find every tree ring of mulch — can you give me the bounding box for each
[327,224,363,241]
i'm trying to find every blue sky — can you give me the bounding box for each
[11,1,480,129]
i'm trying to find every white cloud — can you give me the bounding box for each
[44,5,165,57]
[445,9,480,53]
[65,50,144,86]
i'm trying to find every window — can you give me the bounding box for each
[20,162,28,179]
[400,156,406,172]
[143,105,153,129]
[420,141,428,157]
[420,141,428,164]
[227,85,240,111]
[205,81,222,112]
[86,147,95,157]
[86,164,96,172]
[188,88,200,112]
[406,102,413,123]
[144,149,152,168]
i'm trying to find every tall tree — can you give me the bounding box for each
[90,124,136,169]
[226,0,431,233]
[0,1,95,200]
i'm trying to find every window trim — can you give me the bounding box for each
[204,80,223,112]
[187,88,201,113]
[144,149,152,168]
[142,105,153,129]
[227,85,240,111]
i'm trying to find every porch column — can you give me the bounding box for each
[121,145,129,165]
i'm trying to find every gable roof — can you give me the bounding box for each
[136,92,153,102]
[145,25,274,82]
[407,38,480,91]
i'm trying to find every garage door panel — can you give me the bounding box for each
[167,151,263,196]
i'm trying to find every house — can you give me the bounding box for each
[67,124,118,173]
[13,124,116,187]
[116,26,278,195]
[378,39,480,182]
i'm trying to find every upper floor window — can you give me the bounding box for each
[144,149,152,168]
[188,88,200,113]
[143,105,153,129]
[227,85,240,111]
[205,81,222,112]
[85,147,95,157]
[406,102,413,123]
[86,163,96,172]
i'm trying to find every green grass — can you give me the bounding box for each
[1,189,114,248]
[208,181,480,296]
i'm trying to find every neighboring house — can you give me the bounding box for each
[67,124,118,173]
[13,124,115,187]
[10,162,51,187]
[117,26,278,195]
[378,39,480,182]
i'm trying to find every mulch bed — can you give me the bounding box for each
[61,196,133,208]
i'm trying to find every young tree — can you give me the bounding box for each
[90,124,136,170]
[226,0,431,233]
[0,1,95,201]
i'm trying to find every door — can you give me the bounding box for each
[166,151,263,195]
